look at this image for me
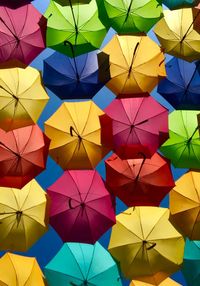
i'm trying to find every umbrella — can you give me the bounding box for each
[43,50,110,100]
[45,242,122,286]
[169,171,200,240]
[105,152,174,207]
[160,110,200,169]
[157,57,200,110]
[100,97,168,159]
[96,0,163,34]
[130,278,182,286]
[0,179,49,252]
[54,0,91,5]
[0,3,46,65]
[0,252,46,286]
[45,0,107,57]
[44,101,110,170]
[102,34,166,96]
[47,169,116,243]
[0,124,50,189]
[182,239,200,286]
[108,207,185,284]
[154,8,200,62]
[163,0,200,10]
[0,64,49,131]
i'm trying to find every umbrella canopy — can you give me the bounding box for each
[45,101,110,170]
[0,253,46,286]
[0,3,46,65]
[100,97,168,159]
[96,0,163,34]
[43,50,110,100]
[0,179,49,252]
[169,171,200,240]
[45,242,122,286]
[105,152,174,207]
[163,0,200,10]
[130,278,182,286]
[0,124,50,189]
[182,239,200,286]
[47,170,116,243]
[102,34,166,96]
[154,8,200,62]
[108,207,185,284]
[45,0,107,57]
[0,64,49,131]
[160,110,200,169]
[54,0,91,5]
[157,57,200,110]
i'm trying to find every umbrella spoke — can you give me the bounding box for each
[180,10,200,43]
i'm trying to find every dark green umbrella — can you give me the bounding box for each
[54,0,91,6]
[45,0,107,57]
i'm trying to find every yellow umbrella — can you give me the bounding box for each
[108,207,184,285]
[154,8,200,62]
[0,179,49,252]
[170,171,200,240]
[0,64,49,131]
[0,253,46,286]
[44,100,110,169]
[130,278,182,286]
[102,34,166,97]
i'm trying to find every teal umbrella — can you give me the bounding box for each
[163,0,200,10]
[44,242,122,286]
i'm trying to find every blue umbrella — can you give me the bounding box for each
[157,57,200,110]
[163,0,200,10]
[43,49,110,100]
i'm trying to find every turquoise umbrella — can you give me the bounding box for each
[44,242,122,286]
[163,0,200,10]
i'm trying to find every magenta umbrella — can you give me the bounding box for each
[47,170,116,244]
[0,3,46,65]
[100,97,169,159]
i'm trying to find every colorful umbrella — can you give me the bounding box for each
[45,0,107,57]
[163,0,200,10]
[0,64,49,131]
[96,0,163,34]
[154,8,200,62]
[105,152,174,207]
[182,239,200,286]
[100,97,168,159]
[160,110,200,169]
[0,124,50,189]
[54,0,91,5]
[45,242,122,286]
[0,179,49,252]
[108,207,185,284]
[102,34,166,96]
[130,278,182,286]
[157,57,200,110]
[47,170,116,243]
[0,3,46,65]
[45,101,110,170]
[0,253,46,286]
[43,50,110,99]
[169,171,200,240]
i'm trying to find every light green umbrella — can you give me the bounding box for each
[44,242,122,286]
[160,110,200,169]
[96,0,163,34]
[45,0,107,57]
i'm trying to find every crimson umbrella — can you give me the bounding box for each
[47,170,116,244]
[100,97,169,159]
[0,124,50,189]
[0,3,46,65]
[105,152,174,207]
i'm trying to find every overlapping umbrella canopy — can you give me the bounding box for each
[163,0,200,10]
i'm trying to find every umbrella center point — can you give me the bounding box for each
[80,202,85,208]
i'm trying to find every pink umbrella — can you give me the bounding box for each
[47,170,116,244]
[0,3,46,65]
[100,97,169,159]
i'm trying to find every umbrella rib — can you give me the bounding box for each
[18,5,29,39]
[85,243,96,280]
[67,244,86,281]
[24,260,36,286]
[69,171,87,201]
[20,125,35,155]
[20,180,33,211]
[146,211,168,240]
[79,101,92,136]
[45,268,84,282]
[83,171,96,203]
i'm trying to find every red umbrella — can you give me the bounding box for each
[0,3,46,65]
[47,170,116,244]
[0,124,50,189]
[100,97,169,159]
[105,152,175,207]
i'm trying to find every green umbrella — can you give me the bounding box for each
[45,0,107,57]
[96,0,163,34]
[44,242,122,286]
[160,110,200,169]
